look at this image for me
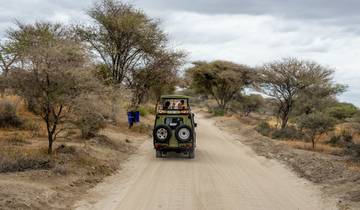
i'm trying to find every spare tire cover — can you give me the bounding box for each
[175,124,193,142]
[153,125,172,142]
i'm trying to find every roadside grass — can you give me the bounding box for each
[278,141,344,155]
[0,94,150,175]
[0,146,52,173]
[2,133,31,146]
[240,113,359,157]
[344,160,360,172]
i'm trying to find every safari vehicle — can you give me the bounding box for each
[153,95,197,158]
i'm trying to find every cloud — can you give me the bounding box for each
[157,11,360,105]
[136,0,360,21]
[0,0,93,36]
[0,0,359,105]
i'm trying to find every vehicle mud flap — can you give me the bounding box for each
[188,149,195,159]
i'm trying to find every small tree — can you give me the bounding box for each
[297,112,336,149]
[187,60,253,112]
[259,58,345,129]
[129,50,185,110]
[8,22,99,154]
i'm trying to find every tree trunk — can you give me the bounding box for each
[312,138,315,149]
[280,114,289,129]
[48,133,53,154]
[311,134,316,149]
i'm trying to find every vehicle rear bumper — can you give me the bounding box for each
[154,143,194,152]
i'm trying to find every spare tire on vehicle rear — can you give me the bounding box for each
[175,124,192,142]
[153,125,172,142]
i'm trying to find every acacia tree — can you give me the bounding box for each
[297,112,335,149]
[79,0,167,84]
[8,22,98,154]
[0,41,17,77]
[130,50,185,109]
[259,58,345,129]
[187,60,253,111]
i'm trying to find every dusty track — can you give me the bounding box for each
[74,113,335,210]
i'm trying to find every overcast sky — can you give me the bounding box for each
[0,0,359,106]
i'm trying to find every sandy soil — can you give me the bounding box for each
[0,126,148,210]
[74,113,335,210]
[214,114,360,210]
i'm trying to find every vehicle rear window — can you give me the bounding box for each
[164,117,183,128]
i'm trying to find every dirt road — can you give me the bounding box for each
[74,114,335,210]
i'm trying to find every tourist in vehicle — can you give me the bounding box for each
[164,101,171,110]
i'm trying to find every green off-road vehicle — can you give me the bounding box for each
[153,95,197,158]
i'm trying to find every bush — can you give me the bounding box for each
[76,111,106,139]
[138,106,149,117]
[211,108,225,116]
[271,126,303,140]
[21,119,41,137]
[0,100,22,127]
[345,143,360,158]
[297,112,336,148]
[72,96,108,139]
[327,130,353,146]
[55,144,77,154]
[328,135,341,145]
[0,148,52,173]
[326,103,358,120]
[138,105,156,117]
[231,94,264,116]
[340,130,353,143]
[256,121,272,136]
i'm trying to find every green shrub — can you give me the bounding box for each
[231,94,264,116]
[0,100,22,128]
[340,130,353,143]
[256,121,272,136]
[328,135,341,145]
[138,105,155,117]
[146,105,156,115]
[212,108,225,116]
[326,103,358,120]
[327,131,353,146]
[297,112,336,148]
[73,108,106,139]
[138,106,149,117]
[271,127,303,140]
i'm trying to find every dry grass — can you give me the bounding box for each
[0,146,52,173]
[344,160,360,172]
[2,133,31,146]
[278,141,344,155]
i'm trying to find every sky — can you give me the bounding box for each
[0,0,359,106]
